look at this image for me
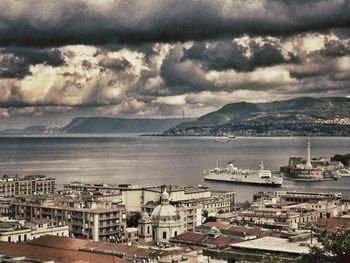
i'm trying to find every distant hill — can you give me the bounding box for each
[61,117,194,133]
[163,97,350,136]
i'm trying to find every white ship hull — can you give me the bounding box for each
[204,173,283,186]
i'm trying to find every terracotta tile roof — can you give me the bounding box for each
[312,218,350,233]
[83,241,151,256]
[28,235,90,251]
[205,235,241,245]
[82,241,181,259]
[226,225,269,237]
[172,232,207,242]
[203,222,231,229]
[0,241,128,263]
[172,231,241,246]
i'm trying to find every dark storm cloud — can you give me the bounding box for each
[1,0,350,47]
[160,46,211,94]
[98,57,131,71]
[181,41,250,71]
[181,41,298,72]
[0,47,65,79]
[250,42,299,67]
[321,40,350,57]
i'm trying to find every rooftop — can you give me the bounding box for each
[171,231,241,246]
[230,236,310,254]
[311,217,350,233]
[203,222,231,230]
[28,235,89,251]
[0,238,128,263]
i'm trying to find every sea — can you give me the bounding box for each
[0,135,349,203]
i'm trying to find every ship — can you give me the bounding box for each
[203,161,283,186]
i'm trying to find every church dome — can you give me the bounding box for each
[151,188,179,222]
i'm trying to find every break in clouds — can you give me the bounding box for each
[0,0,350,124]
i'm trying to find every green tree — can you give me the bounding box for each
[300,228,350,263]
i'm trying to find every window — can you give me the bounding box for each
[8,236,11,242]
[174,231,177,237]
[24,234,27,241]
[147,226,150,234]
[141,226,144,234]
[163,231,167,239]
[18,235,21,242]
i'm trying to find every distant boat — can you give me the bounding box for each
[215,135,235,142]
[215,138,231,143]
[204,160,283,186]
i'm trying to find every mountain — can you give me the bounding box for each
[61,117,193,133]
[163,97,350,136]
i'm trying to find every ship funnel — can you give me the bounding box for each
[259,160,264,171]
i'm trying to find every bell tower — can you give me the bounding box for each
[138,212,153,243]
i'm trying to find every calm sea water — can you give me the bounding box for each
[0,135,349,203]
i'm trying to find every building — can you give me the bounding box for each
[0,175,55,197]
[253,191,343,204]
[280,138,343,180]
[118,184,235,215]
[143,201,202,234]
[138,212,153,243]
[170,229,241,248]
[66,183,235,235]
[245,190,349,230]
[0,235,202,263]
[150,189,181,242]
[0,218,68,243]
[204,236,313,262]
[11,194,127,242]
[64,181,120,194]
[235,207,319,229]
[0,235,129,263]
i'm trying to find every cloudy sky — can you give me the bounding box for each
[0,0,350,128]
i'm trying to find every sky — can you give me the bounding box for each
[0,0,350,128]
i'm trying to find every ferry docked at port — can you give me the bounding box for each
[204,161,283,186]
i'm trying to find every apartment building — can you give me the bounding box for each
[119,184,235,215]
[0,218,68,243]
[253,191,343,204]
[236,207,319,229]
[0,175,55,197]
[11,194,127,242]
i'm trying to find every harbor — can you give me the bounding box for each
[280,138,349,181]
[0,135,349,203]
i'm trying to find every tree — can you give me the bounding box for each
[299,228,350,263]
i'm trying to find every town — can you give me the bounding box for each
[0,173,349,262]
